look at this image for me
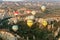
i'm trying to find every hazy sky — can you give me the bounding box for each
[3,0,24,1]
[2,0,60,1]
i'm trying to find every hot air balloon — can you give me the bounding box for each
[27,19,33,28]
[41,20,47,27]
[38,18,47,27]
[26,10,31,14]
[12,25,18,31]
[14,11,19,16]
[41,5,46,12]
[31,11,36,15]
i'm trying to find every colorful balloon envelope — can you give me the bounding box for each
[27,19,34,28]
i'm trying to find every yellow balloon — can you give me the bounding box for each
[42,20,47,27]
[27,20,33,27]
